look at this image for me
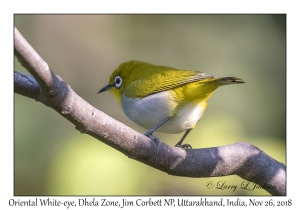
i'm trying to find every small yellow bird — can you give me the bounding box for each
[99,60,244,148]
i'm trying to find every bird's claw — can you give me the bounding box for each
[175,143,192,149]
[144,132,161,146]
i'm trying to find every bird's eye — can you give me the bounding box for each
[114,76,122,88]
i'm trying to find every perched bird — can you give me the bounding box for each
[99,60,244,148]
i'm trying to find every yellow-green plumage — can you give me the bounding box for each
[100,60,244,148]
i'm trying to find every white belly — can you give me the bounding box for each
[121,91,206,134]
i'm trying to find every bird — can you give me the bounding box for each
[98,60,244,149]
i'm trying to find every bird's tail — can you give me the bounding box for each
[216,77,245,86]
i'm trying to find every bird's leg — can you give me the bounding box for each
[144,117,171,146]
[175,128,193,149]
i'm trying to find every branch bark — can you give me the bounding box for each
[14,27,286,196]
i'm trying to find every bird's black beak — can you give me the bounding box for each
[98,84,114,94]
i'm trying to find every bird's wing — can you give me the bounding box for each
[124,68,214,98]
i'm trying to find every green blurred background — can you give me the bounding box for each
[14,15,286,196]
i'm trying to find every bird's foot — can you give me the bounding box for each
[175,143,192,149]
[144,132,161,146]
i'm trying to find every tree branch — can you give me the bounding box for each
[14,27,286,196]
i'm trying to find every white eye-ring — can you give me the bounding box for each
[114,76,122,88]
